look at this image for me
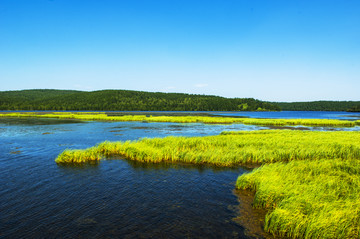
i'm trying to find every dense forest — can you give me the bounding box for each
[347,106,360,112]
[0,89,280,111]
[273,101,360,112]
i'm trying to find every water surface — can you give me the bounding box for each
[0,118,254,238]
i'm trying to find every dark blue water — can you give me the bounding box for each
[0,118,257,238]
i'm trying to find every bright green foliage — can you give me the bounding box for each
[55,130,360,165]
[240,118,355,127]
[0,112,357,127]
[236,159,360,238]
[55,147,101,164]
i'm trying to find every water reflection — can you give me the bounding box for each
[124,158,246,173]
[57,162,100,170]
[232,189,273,239]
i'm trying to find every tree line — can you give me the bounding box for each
[273,101,360,112]
[0,89,280,111]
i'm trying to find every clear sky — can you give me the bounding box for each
[0,0,359,102]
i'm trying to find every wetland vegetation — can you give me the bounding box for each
[1,112,358,127]
[236,159,360,238]
[55,130,360,165]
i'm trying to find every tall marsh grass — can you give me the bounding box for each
[55,130,360,165]
[0,112,357,127]
[236,159,360,238]
[55,147,101,164]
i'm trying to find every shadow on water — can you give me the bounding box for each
[56,162,100,171]
[232,189,273,239]
[115,157,247,173]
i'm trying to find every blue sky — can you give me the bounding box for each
[0,0,359,101]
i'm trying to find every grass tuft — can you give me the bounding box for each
[55,147,101,164]
[236,159,360,238]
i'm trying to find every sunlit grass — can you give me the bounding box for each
[55,130,360,165]
[0,112,357,127]
[55,147,101,164]
[236,159,360,238]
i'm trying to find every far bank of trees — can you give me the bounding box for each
[347,106,360,112]
[0,89,280,111]
[273,101,360,112]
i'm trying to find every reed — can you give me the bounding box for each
[0,112,357,127]
[55,147,101,164]
[236,159,360,238]
[241,118,355,127]
[55,130,360,165]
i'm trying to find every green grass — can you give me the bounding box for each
[0,112,357,127]
[55,147,101,163]
[55,130,360,165]
[236,159,360,238]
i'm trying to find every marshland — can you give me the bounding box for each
[1,112,359,127]
[3,0,360,237]
[1,111,360,238]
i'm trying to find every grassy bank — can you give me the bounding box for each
[55,130,360,165]
[236,159,360,238]
[0,112,358,127]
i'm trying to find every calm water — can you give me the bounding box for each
[1,112,359,238]
[0,118,260,238]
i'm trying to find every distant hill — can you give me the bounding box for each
[273,101,360,112]
[0,89,280,111]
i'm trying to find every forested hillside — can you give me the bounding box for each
[273,101,360,112]
[0,89,280,111]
